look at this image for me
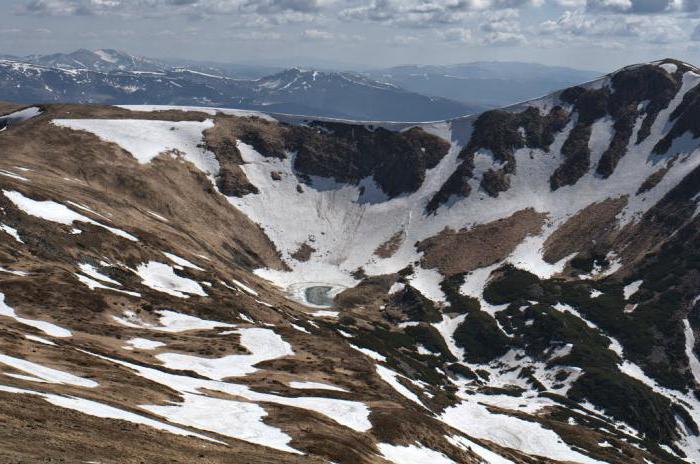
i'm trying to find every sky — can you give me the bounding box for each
[3,0,700,72]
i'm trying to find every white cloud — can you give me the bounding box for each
[339,0,536,28]
[302,28,335,40]
[438,11,526,46]
[539,9,687,44]
[439,27,475,43]
[387,34,421,45]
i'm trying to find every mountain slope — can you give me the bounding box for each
[25,48,166,73]
[0,58,699,463]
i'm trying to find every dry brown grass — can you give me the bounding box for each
[543,196,627,264]
[374,231,405,259]
[0,101,28,115]
[417,208,546,276]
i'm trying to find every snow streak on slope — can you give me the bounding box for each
[378,443,457,464]
[0,292,71,338]
[0,384,220,443]
[0,354,98,387]
[2,190,138,241]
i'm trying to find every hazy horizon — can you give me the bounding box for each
[1,46,610,73]
[3,0,700,71]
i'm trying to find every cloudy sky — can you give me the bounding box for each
[3,0,700,71]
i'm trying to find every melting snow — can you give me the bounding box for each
[25,334,56,346]
[0,267,28,276]
[162,252,205,271]
[288,381,347,392]
[660,63,678,74]
[378,443,457,464]
[291,323,309,333]
[156,328,293,379]
[0,384,219,443]
[66,201,110,221]
[350,344,387,362]
[2,190,137,241]
[441,399,603,463]
[447,435,515,464]
[86,349,372,447]
[376,365,425,407]
[144,392,299,453]
[684,320,700,385]
[113,309,235,333]
[147,210,169,222]
[388,282,405,294]
[0,106,42,126]
[311,310,339,318]
[124,338,166,351]
[75,273,141,297]
[115,105,276,121]
[78,263,121,286]
[623,280,643,300]
[0,169,29,182]
[0,354,98,387]
[135,261,206,298]
[230,278,259,296]
[0,224,23,243]
[0,292,71,338]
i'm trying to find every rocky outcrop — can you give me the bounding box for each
[291,124,450,198]
[429,105,568,211]
[425,149,474,214]
[552,62,685,187]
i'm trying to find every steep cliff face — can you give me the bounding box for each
[1,59,700,464]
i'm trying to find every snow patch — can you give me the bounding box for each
[162,252,205,271]
[124,338,166,351]
[289,381,348,392]
[0,224,23,243]
[376,365,425,408]
[0,384,219,443]
[378,443,457,464]
[113,309,234,333]
[2,190,137,241]
[0,354,97,388]
[0,292,71,338]
[135,261,206,298]
[623,280,643,300]
[156,328,293,380]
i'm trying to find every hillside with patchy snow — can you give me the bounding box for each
[0,59,699,463]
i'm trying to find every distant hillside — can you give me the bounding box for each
[367,61,601,107]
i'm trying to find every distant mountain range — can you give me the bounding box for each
[365,61,602,107]
[0,49,601,120]
[0,49,483,121]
